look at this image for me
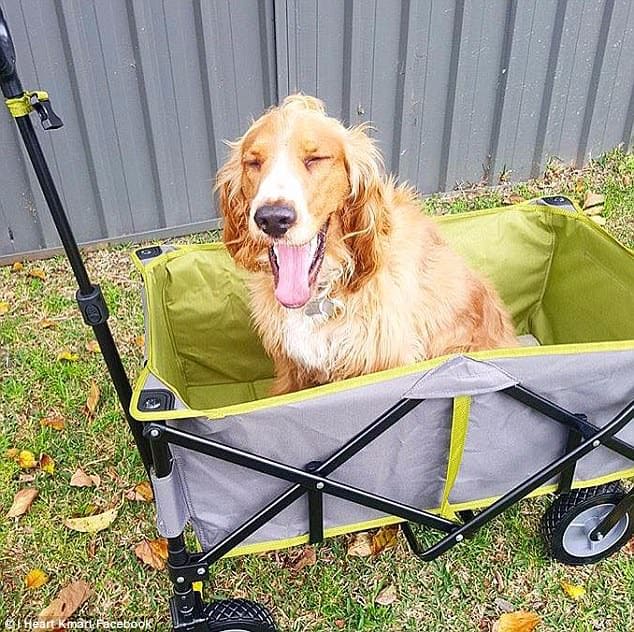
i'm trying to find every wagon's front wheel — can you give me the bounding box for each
[204,598,277,631]
[542,483,633,566]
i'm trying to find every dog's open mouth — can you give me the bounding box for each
[268,222,328,309]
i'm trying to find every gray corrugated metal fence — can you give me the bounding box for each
[1,0,633,261]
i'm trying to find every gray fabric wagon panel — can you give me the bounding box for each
[152,349,633,549]
[163,374,454,549]
[450,350,634,505]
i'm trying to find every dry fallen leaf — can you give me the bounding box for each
[0,301,10,315]
[106,466,126,487]
[39,454,55,475]
[28,267,47,280]
[375,584,398,606]
[18,450,38,469]
[371,525,399,555]
[19,473,36,483]
[493,610,541,632]
[25,568,49,589]
[70,468,100,488]
[334,620,345,629]
[291,547,317,572]
[65,507,118,534]
[505,194,526,205]
[41,415,65,431]
[86,381,100,415]
[11,261,24,272]
[494,597,515,613]
[7,487,38,518]
[39,580,91,626]
[134,335,145,349]
[561,581,586,601]
[347,532,373,557]
[57,349,79,362]
[134,538,168,570]
[6,447,19,459]
[38,318,57,329]
[126,480,154,502]
[624,537,634,555]
[583,191,605,214]
[85,340,100,354]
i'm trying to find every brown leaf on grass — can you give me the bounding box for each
[18,450,38,469]
[25,569,49,589]
[133,335,145,349]
[11,261,24,272]
[85,340,100,354]
[334,620,345,629]
[0,301,10,315]
[28,267,47,280]
[290,547,317,572]
[41,415,65,431]
[561,581,586,601]
[7,487,38,518]
[69,468,100,488]
[106,466,126,487]
[57,349,79,362]
[134,538,168,570]
[375,584,398,606]
[347,532,373,557]
[371,525,399,555]
[39,454,55,475]
[504,194,526,205]
[64,507,118,534]
[126,480,153,502]
[86,381,100,415]
[38,318,57,329]
[39,580,91,626]
[583,191,605,214]
[623,537,634,555]
[6,447,19,459]
[492,611,541,632]
[19,473,36,483]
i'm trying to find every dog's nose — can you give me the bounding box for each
[254,205,297,238]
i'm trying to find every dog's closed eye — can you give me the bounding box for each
[304,156,331,170]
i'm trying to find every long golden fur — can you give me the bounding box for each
[217,95,517,395]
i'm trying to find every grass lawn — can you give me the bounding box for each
[1,149,633,631]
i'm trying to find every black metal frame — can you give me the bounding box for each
[2,9,633,630]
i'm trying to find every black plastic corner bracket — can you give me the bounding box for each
[136,246,163,260]
[76,284,109,326]
[139,389,175,412]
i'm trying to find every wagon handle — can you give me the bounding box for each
[0,6,22,98]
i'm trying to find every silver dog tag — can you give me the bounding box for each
[304,297,336,318]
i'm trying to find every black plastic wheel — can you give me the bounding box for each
[542,483,633,565]
[204,599,277,632]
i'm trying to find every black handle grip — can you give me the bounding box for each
[0,6,23,98]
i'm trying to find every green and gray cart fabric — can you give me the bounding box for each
[131,198,634,556]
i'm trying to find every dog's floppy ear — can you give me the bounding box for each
[215,139,259,271]
[341,124,390,290]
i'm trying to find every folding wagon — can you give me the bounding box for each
[2,10,633,631]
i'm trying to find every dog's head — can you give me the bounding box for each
[216,94,388,309]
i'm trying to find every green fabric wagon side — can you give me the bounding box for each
[130,198,634,557]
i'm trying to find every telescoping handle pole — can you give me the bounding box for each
[0,6,152,475]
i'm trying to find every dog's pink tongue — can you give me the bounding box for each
[274,243,312,308]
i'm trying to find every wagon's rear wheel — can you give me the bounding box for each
[204,599,277,631]
[542,483,633,566]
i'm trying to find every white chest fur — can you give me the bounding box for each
[280,309,333,371]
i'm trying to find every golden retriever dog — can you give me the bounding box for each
[217,95,517,395]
